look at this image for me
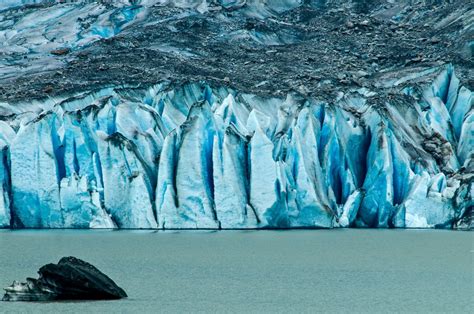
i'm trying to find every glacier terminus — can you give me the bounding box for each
[0,66,472,229]
[0,1,472,229]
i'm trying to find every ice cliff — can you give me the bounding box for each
[0,65,472,229]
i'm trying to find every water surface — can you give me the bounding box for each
[0,229,472,313]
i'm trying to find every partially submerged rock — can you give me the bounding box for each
[2,257,127,301]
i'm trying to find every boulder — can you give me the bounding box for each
[2,257,127,301]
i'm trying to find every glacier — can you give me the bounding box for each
[0,65,472,229]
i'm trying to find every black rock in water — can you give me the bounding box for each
[2,257,127,301]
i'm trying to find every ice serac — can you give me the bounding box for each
[173,101,219,228]
[58,113,115,229]
[403,172,457,228]
[211,94,258,228]
[358,121,394,228]
[0,122,14,227]
[98,132,157,229]
[214,126,259,228]
[155,130,180,229]
[457,106,473,166]
[287,107,333,227]
[0,66,472,229]
[0,149,10,228]
[338,190,363,228]
[10,117,63,228]
[247,109,287,227]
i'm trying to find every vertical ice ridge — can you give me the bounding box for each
[0,122,15,227]
[358,121,394,228]
[247,109,286,227]
[173,101,219,228]
[286,107,333,227]
[424,65,472,168]
[0,143,11,228]
[155,129,181,228]
[213,125,257,228]
[10,117,63,227]
[98,132,157,228]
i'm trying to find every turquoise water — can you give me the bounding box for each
[0,230,472,313]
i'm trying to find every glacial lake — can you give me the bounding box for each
[0,229,471,313]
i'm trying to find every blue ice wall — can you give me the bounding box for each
[0,66,472,229]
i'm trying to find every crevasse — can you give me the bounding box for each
[0,65,472,229]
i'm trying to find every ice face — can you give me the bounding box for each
[0,66,472,229]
